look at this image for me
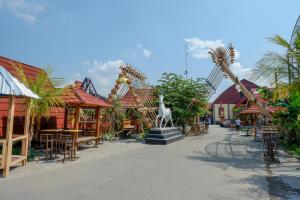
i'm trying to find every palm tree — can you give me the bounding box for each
[14,64,65,149]
[252,32,300,99]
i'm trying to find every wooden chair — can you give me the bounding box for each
[39,133,54,160]
[59,134,76,162]
[122,119,135,137]
[261,126,279,160]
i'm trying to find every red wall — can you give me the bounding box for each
[0,56,66,137]
[0,97,65,137]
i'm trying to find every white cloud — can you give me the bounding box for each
[184,37,241,61]
[143,49,152,58]
[235,50,240,60]
[184,38,225,59]
[0,0,45,23]
[71,72,82,81]
[122,44,152,59]
[65,72,82,86]
[82,59,123,96]
[230,62,252,79]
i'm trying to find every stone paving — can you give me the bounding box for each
[0,125,299,200]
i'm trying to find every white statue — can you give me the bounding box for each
[155,95,174,128]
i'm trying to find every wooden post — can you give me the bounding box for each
[74,105,80,130]
[21,98,31,166]
[3,95,15,177]
[95,107,100,144]
[64,107,69,129]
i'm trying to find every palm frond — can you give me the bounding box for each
[252,51,290,85]
[13,64,65,120]
[268,34,292,50]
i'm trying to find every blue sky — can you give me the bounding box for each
[0,0,299,101]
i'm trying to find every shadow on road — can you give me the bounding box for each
[187,132,265,171]
[186,129,300,199]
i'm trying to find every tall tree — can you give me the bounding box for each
[157,73,208,132]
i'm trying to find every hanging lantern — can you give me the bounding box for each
[141,112,146,117]
[146,122,152,128]
[144,118,150,124]
[111,88,116,94]
[229,46,235,64]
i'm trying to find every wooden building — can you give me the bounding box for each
[0,66,39,177]
[0,56,65,137]
[62,81,110,142]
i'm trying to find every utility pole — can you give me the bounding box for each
[184,44,188,79]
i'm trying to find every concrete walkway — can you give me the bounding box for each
[1,125,300,200]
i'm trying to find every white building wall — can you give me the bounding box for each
[213,103,236,123]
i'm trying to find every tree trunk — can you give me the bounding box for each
[27,116,35,158]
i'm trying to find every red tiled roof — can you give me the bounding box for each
[0,56,43,80]
[251,89,269,104]
[267,106,287,113]
[213,79,258,104]
[63,81,110,107]
[240,105,261,114]
[121,88,156,108]
[240,104,286,114]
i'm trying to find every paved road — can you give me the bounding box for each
[1,125,300,200]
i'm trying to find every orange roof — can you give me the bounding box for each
[0,56,43,81]
[251,89,269,104]
[63,81,110,107]
[240,105,286,114]
[240,105,261,114]
[121,88,156,108]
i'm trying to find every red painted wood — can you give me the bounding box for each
[0,57,67,137]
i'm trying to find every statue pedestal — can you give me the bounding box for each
[145,127,183,145]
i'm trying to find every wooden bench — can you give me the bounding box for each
[77,136,99,145]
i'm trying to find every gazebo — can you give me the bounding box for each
[62,81,110,144]
[0,66,39,177]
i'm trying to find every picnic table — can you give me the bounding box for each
[39,129,83,160]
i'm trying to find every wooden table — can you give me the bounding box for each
[39,129,63,159]
[39,129,64,140]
